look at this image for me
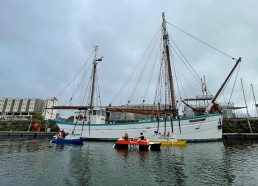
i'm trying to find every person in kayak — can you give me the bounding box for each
[123,133,129,140]
[138,132,145,141]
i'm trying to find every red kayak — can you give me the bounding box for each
[113,138,161,151]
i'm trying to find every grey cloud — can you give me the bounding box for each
[0,0,257,116]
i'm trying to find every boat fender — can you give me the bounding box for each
[218,118,222,129]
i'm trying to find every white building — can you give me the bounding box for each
[42,97,59,120]
[5,98,14,114]
[13,98,23,114]
[0,97,7,115]
[0,97,57,119]
[20,98,30,113]
[28,98,44,113]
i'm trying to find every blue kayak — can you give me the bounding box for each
[51,137,83,145]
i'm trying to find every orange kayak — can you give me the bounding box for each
[113,138,161,151]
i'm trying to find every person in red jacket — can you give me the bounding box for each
[34,122,39,132]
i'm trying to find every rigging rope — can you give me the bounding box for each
[169,36,202,86]
[55,50,95,99]
[129,29,161,103]
[70,80,75,106]
[228,62,241,104]
[110,27,162,104]
[154,57,164,105]
[170,51,182,101]
[169,44,199,98]
[95,74,102,106]
[79,63,91,106]
[143,38,161,102]
[167,22,237,61]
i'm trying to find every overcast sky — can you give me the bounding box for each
[1,0,258,114]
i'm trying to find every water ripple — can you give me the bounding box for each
[1,139,258,185]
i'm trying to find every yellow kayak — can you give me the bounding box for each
[150,140,186,147]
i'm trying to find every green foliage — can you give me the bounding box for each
[66,116,74,122]
[32,112,44,122]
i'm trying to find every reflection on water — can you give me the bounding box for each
[0,138,258,185]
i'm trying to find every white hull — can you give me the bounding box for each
[51,113,223,142]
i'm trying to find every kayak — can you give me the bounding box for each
[51,135,83,145]
[113,138,161,151]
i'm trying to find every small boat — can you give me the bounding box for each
[113,138,161,151]
[150,140,186,147]
[149,134,186,147]
[51,135,84,145]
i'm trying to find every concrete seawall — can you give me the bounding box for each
[0,131,56,138]
[223,133,258,140]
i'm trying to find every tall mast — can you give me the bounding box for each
[211,58,241,104]
[90,46,102,108]
[206,57,241,113]
[162,12,176,118]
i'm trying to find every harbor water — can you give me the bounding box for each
[0,138,258,186]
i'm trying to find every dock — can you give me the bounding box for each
[223,133,258,140]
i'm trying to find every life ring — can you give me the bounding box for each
[57,132,63,138]
[77,115,83,121]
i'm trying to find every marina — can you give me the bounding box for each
[1,1,258,185]
[0,138,258,185]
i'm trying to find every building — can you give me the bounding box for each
[20,98,30,114]
[28,98,44,114]
[13,99,23,115]
[0,97,58,120]
[5,98,15,115]
[0,97,7,115]
[42,97,59,120]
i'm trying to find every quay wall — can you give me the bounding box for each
[222,118,258,133]
[0,120,59,132]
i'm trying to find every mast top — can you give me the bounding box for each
[162,12,165,19]
[93,46,103,64]
[162,12,167,31]
[89,46,103,109]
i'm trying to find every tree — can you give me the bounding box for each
[32,112,44,122]
[66,116,74,122]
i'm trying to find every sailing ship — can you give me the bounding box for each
[49,13,241,142]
